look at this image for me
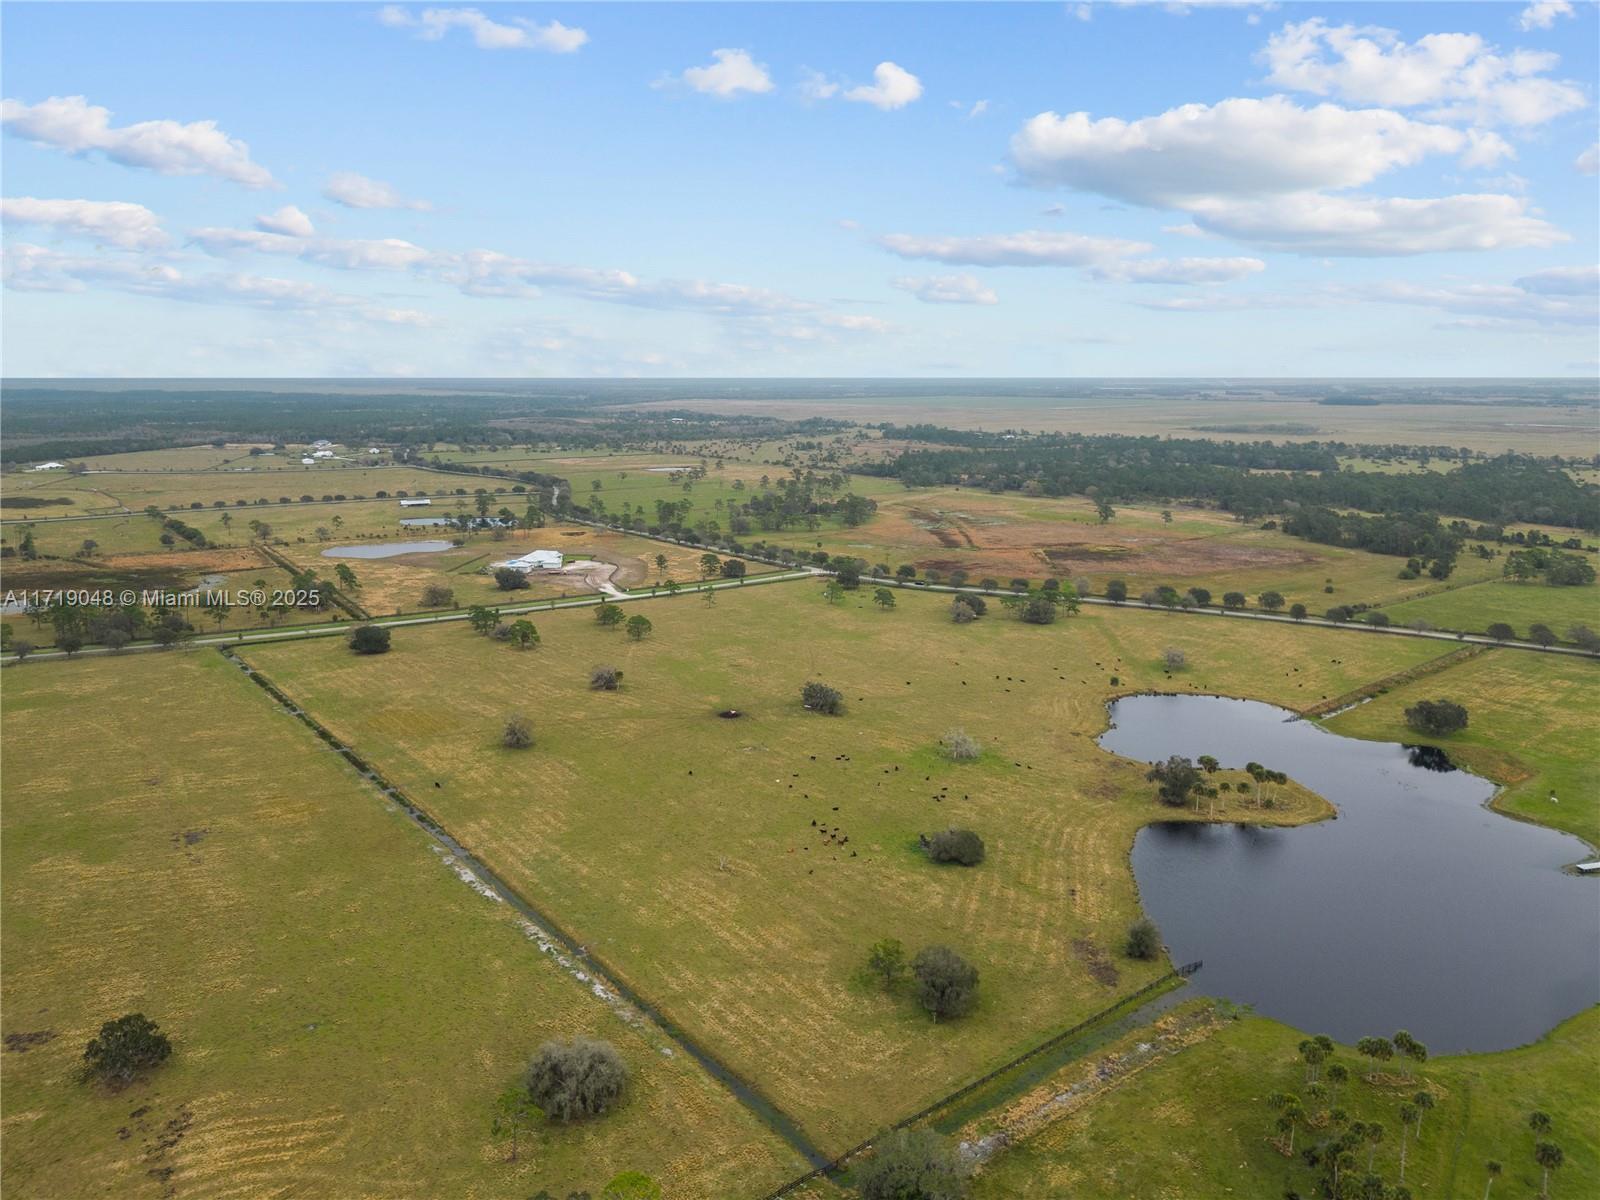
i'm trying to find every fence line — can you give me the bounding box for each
[754,960,1202,1199]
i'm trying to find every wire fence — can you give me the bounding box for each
[754,959,1203,1199]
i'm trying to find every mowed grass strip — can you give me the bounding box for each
[0,651,805,1198]
[966,1005,1599,1200]
[1326,648,1600,848]
[242,583,1460,1153]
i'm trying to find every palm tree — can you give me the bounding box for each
[1533,1141,1563,1198]
[1398,1103,1417,1181]
[1529,1111,1553,1136]
[1276,1097,1304,1155]
[1412,1090,1435,1138]
[1327,1062,1349,1103]
[1365,1122,1385,1172]
[1482,1159,1502,1200]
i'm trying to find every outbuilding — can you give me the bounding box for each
[399,498,432,507]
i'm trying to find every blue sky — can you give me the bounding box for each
[2,1,1596,377]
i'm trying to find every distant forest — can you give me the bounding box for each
[0,388,846,462]
[859,436,1600,533]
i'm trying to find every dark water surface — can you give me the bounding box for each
[1100,694,1599,1052]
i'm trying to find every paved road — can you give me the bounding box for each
[877,578,1600,661]
[1,570,818,662]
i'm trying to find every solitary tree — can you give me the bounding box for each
[926,829,985,866]
[1482,1159,1502,1200]
[866,937,907,989]
[525,1037,627,1121]
[942,728,981,761]
[1290,603,1308,621]
[1529,1145,1568,1200]
[348,624,391,655]
[334,562,360,592]
[490,1085,541,1161]
[1398,1103,1417,1181]
[82,1013,172,1088]
[873,587,896,610]
[590,664,623,690]
[912,945,978,1021]
[493,567,531,592]
[950,599,977,624]
[801,681,844,714]
[507,619,540,649]
[503,714,535,749]
[1163,647,1187,671]
[1404,699,1468,736]
[1124,918,1160,960]
[654,553,668,578]
[1529,1111,1553,1136]
[625,614,653,641]
[854,1129,968,1200]
[595,603,625,628]
[468,606,498,635]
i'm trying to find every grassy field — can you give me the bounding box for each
[0,651,806,1198]
[434,448,904,532]
[0,465,492,516]
[968,1001,1599,1200]
[1326,648,1600,849]
[755,487,1506,615]
[614,395,1598,455]
[1383,577,1599,641]
[239,583,1457,1154]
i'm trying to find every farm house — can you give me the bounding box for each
[495,549,564,572]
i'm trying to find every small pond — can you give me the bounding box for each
[321,540,453,559]
[1101,693,1598,1052]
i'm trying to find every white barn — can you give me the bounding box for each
[497,549,564,572]
[300,456,316,465]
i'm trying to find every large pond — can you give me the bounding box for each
[321,540,453,559]
[1101,694,1598,1053]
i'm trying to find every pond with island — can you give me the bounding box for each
[1100,693,1598,1053]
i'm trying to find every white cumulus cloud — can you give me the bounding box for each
[1518,1,1573,31]
[1183,192,1565,256]
[845,62,924,110]
[891,274,1000,304]
[0,197,168,248]
[255,205,315,237]
[674,49,775,98]
[1261,18,1586,127]
[379,7,587,52]
[1011,96,1500,204]
[322,171,433,211]
[1577,143,1600,175]
[878,229,1152,267]
[1007,95,1559,256]
[1093,256,1266,284]
[0,95,275,188]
